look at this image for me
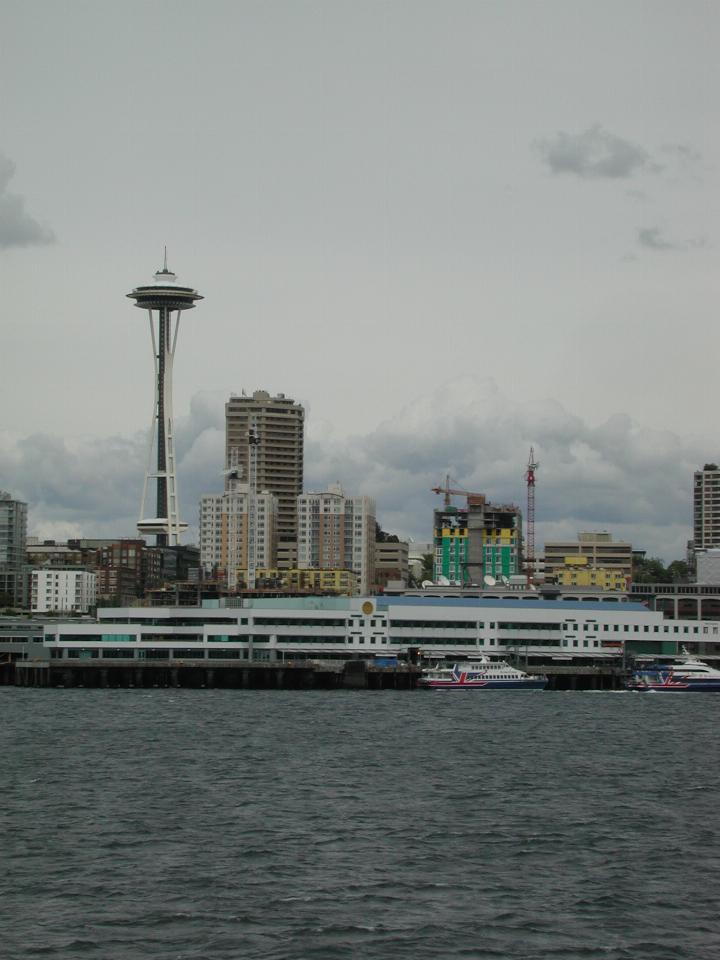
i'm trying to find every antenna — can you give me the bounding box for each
[525,446,539,586]
[246,420,260,590]
[225,446,242,593]
[163,245,168,272]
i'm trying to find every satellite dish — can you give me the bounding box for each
[530,584,538,591]
[483,574,496,586]
[437,575,450,586]
[421,580,434,589]
[501,575,510,586]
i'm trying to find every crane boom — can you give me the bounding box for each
[431,474,486,507]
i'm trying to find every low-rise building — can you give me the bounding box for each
[543,532,631,591]
[374,541,409,591]
[695,549,720,585]
[94,539,158,603]
[40,595,719,664]
[31,568,96,614]
[234,567,359,595]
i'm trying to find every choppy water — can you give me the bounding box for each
[2,689,719,960]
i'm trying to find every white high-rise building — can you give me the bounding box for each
[297,484,376,594]
[31,569,96,614]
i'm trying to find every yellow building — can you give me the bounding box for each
[554,555,627,591]
[236,567,359,596]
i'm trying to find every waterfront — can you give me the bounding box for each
[2,689,719,960]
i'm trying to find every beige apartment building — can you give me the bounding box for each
[694,464,720,550]
[297,484,376,594]
[199,488,278,580]
[225,390,304,545]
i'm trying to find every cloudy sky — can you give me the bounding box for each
[1,0,718,560]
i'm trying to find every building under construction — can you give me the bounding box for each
[433,494,523,585]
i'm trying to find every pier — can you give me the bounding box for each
[13,658,420,690]
[523,663,628,691]
[10,658,629,691]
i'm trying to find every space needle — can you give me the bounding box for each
[127,253,203,546]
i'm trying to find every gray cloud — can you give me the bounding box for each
[637,227,708,252]
[660,142,705,182]
[638,226,679,251]
[0,381,705,562]
[536,126,656,179]
[0,153,55,248]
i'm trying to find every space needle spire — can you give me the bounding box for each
[127,255,203,546]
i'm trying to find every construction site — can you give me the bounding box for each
[430,450,538,588]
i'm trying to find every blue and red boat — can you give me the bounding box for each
[628,651,720,692]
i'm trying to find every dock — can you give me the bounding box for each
[12,658,420,690]
[9,658,630,691]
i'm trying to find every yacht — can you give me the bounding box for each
[419,656,547,690]
[628,649,720,692]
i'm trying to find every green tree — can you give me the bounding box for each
[666,560,689,583]
[632,556,669,584]
[375,522,399,543]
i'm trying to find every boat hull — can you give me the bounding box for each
[628,680,720,692]
[419,678,547,690]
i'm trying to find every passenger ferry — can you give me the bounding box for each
[419,656,547,690]
[628,650,720,692]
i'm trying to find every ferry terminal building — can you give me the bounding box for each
[41,595,720,665]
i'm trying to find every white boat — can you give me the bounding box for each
[418,656,547,690]
[628,649,720,692]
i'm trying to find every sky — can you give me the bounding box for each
[1,0,719,561]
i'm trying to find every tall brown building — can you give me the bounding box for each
[225,390,304,544]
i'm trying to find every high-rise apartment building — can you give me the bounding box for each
[693,464,720,549]
[297,484,376,594]
[225,390,304,544]
[0,491,28,606]
[199,487,278,582]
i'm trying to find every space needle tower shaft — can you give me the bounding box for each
[127,253,203,546]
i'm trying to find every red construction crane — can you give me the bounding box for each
[525,447,539,584]
[431,474,486,508]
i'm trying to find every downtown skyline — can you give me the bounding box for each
[1,1,719,560]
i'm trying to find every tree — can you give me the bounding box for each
[666,560,689,583]
[375,522,399,543]
[632,556,670,584]
[632,556,689,584]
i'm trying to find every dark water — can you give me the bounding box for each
[2,689,719,960]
